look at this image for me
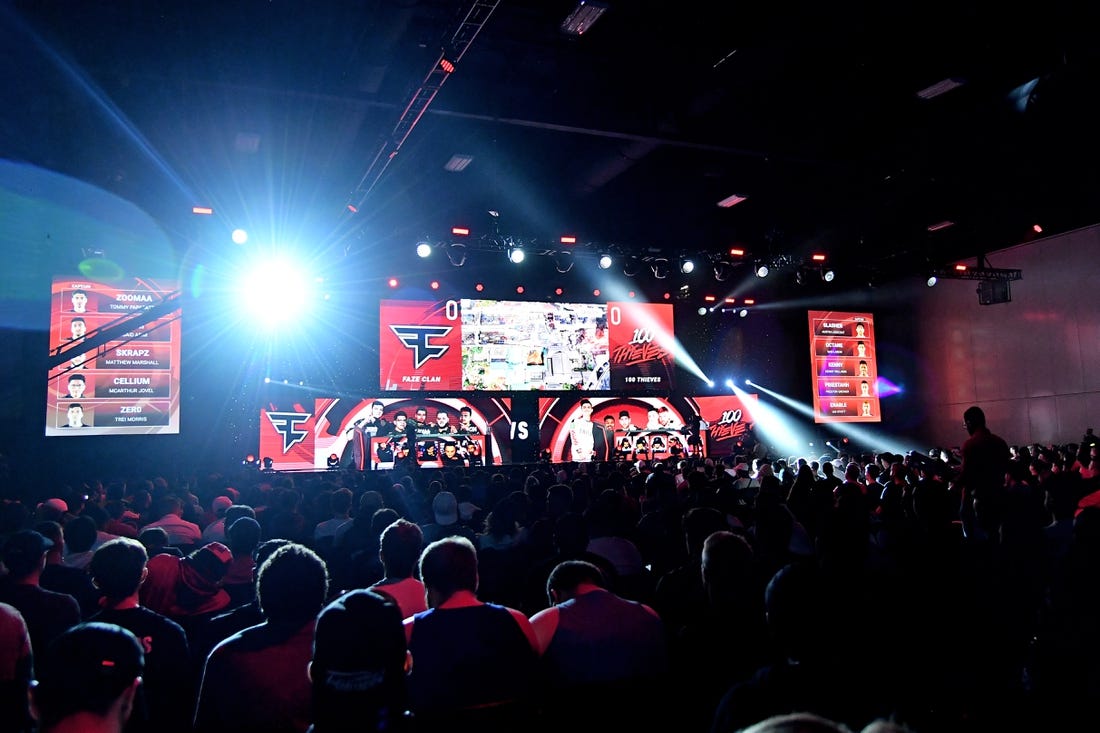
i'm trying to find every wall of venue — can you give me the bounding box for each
[916,223,1100,449]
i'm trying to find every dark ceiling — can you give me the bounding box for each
[5,0,1100,292]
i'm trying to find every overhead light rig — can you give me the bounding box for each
[925,258,1023,305]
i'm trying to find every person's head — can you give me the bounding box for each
[603,415,615,430]
[70,317,86,339]
[65,515,98,554]
[89,538,148,601]
[66,403,84,427]
[70,289,88,312]
[858,360,869,377]
[431,491,458,526]
[619,410,631,427]
[379,518,423,579]
[546,559,606,605]
[963,405,987,434]
[442,442,458,458]
[227,516,262,557]
[310,590,408,731]
[415,407,427,423]
[371,401,384,418]
[392,411,408,430]
[856,341,867,356]
[257,543,329,626]
[861,401,872,416]
[137,527,170,553]
[860,380,870,396]
[30,622,144,732]
[419,536,478,605]
[435,410,450,428]
[657,406,672,425]
[459,407,473,425]
[855,323,866,337]
[578,399,593,416]
[2,529,53,579]
[210,495,233,518]
[66,373,86,398]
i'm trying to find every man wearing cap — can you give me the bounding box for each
[139,542,233,643]
[0,530,81,662]
[308,589,410,733]
[29,621,144,733]
[88,538,192,733]
[200,496,235,545]
[420,491,476,545]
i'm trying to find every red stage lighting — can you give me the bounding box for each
[440,58,456,74]
[451,226,470,236]
[430,281,440,290]
[811,253,826,262]
[388,278,399,288]
[516,286,525,294]
[192,206,213,215]
[729,247,745,257]
[555,287,563,295]
[475,283,484,292]
[593,289,600,297]
[559,235,577,245]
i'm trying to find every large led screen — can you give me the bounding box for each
[379,298,675,392]
[46,277,181,435]
[259,396,513,471]
[807,310,880,423]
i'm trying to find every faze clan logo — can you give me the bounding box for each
[265,412,310,453]
[390,325,453,369]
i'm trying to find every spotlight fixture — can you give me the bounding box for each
[739,308,749,318]
[623,258,642,277]
[416,241,432,258]
[926,275,938,287]
[755,264,769,278]
[651,258,670,279]
[445,243,467,267]
[598,254,613,269]
[553,251,574,273]
[713,261,732,282]
[326,453,340,469]
[680,258,695,274]
[507,246,525,264]
[822,269,836,283]
[697,307,707,316]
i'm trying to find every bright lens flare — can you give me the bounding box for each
[239,259,310,326]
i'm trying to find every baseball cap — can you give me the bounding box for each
[211,496,233,515]
[41,498,69,514]
[432,491,458,526]
[2,529,54,570]
[33,622,144,720]
[311,590,407,727]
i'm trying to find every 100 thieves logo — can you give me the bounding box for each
[707,409,748,442]
[611,328,671,367]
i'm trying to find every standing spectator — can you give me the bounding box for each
[194,543,329,733]
[89,538,193,733]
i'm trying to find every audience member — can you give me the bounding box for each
[0,601,32,733]
[0,529,81,666]
[88,538,193,733]
[369,519,427,618]
[29,622,144,733]
[404,536,539,729]
[308,589,410,733]
[194,543,329,733]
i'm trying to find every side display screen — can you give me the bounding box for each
[46,277,181,435]
[807,310,880,423]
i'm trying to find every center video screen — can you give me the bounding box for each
[379,298,675,392]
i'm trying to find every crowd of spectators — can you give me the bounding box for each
[1,407,1099,732]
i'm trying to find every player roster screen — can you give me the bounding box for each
[807,310,879,423]
[46,276,181,436]
[379,298,675,392]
